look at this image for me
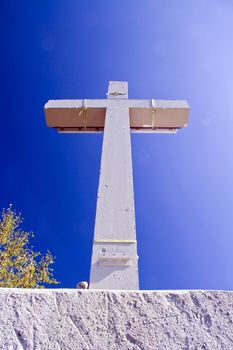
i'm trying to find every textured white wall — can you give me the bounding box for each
[0,289,233,349]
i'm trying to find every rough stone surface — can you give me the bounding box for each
[0,289,233,349]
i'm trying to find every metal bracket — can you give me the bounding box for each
[106,92,127,96]
[151,99,156,129]
[97,244,137,267]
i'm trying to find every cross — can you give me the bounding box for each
[44,81,189,290]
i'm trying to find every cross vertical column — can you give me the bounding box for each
[89,81,139,289]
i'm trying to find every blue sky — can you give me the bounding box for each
[1,0,233,290]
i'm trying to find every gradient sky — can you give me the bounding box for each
[1,0,233,290]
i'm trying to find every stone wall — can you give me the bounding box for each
[0,289,232,349]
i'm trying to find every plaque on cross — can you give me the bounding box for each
[44,81,189,290]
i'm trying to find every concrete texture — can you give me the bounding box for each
[0,289,233,350]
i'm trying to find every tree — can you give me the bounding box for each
[0,205,59,288]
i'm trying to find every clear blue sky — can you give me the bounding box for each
[1,0,233,290]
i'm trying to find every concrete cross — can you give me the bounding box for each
[44,81,189,290]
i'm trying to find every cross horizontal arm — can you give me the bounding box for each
[45,99,189,133]
[45,99,188,109]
